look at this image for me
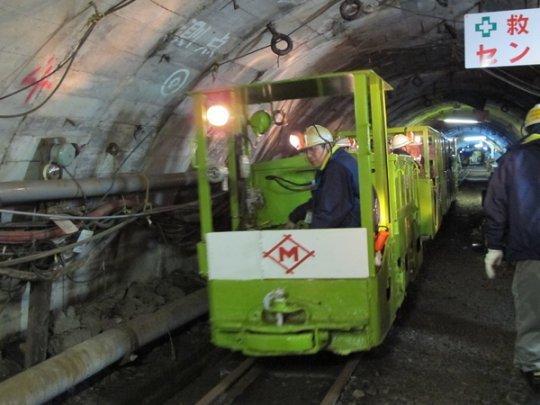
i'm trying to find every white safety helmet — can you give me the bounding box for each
[390,134,412,150]
[301,125,334,150]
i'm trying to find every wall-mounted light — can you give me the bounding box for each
[206,104,230,127]
[463,136,486,142]
[443,118,480,124]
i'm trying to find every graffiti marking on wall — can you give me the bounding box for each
[172,19,230,59]
[20,57,55,104]
[161,68,190,96]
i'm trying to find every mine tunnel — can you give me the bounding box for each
[0,0,539,403]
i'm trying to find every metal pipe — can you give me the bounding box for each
[0,172,198,205]
[0,288,208,404]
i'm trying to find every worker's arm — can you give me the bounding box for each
[289,199,313,224]
[483,154,510,250]
[311,162,353,228]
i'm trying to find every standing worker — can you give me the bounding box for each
[483,104,540,392]
[287,125,360,229]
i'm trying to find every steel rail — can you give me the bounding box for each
[320,356,361,405]
[193,354,361,405]
[195,358,257,405]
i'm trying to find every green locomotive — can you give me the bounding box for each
[191,71,456,356]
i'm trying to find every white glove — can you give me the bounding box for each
[484,249,503,279]
[374,251,383,267]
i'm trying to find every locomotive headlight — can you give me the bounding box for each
[206,104,230,127]
[289,133,302,150]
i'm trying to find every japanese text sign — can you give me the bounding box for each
[465,8,539,68]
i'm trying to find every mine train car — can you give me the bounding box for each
[387,126,459,239]
[192,71,458,356]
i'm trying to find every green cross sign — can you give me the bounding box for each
[475,16,497,37]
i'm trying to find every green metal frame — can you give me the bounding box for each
[191,71,427,356]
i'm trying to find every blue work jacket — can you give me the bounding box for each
[289,148,360,228]
[484,136,540,261]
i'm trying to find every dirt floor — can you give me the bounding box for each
[337,181,538,404]
[21,182,539,403]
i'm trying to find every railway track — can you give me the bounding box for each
[193,355,361,405]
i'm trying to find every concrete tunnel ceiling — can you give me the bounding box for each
[0,0,538,180]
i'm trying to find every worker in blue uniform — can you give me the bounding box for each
[484,104,540,393]
[287,125,359,229]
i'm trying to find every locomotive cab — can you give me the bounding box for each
[192,71,421,356]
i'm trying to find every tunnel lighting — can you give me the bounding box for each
[206,105,230,127]
[443,118,480,124]
[289,134,302,150]
[463,136,486,142]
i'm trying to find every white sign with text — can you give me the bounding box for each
[465,8,540,68]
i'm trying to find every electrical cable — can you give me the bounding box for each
[0,202,202,221]
[216,0,340,66]
[0,193,216,268]
[61,164,89,213]
[0,218,135,268]
[453,47,540,97]
[277,181,311,192]
[0,2,96,102]
[267,177,313,192]
[385,4,449,21]
[0,232,119,282]
[290,0,342,34]
[492,68,540,93]
[383,1,484,24]
[274,180,311,192]
[148,0,182,17]
[217,44,272,65]
[0,35,84,119]
[93,131,155,211]
[0,0,138,118]
[313,124,334,149]
[3,196,218,281]
[107,0,137,13]
[265,175,312,187]
[482,69,540,97]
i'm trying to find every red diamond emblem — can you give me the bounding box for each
[262,234,315,274]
